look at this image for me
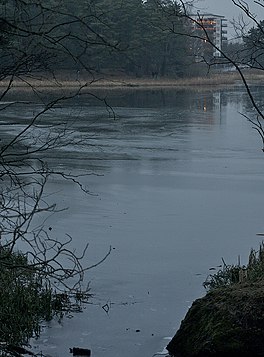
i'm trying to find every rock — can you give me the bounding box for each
[166,280,264,357]
[69,347,91,356]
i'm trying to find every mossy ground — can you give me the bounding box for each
[167,244,264,357]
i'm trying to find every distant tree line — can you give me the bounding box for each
[85,0,192,77]
[0,0,194,78]
[0,0,263,78]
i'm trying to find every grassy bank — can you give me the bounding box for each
[167,243,264,357]
[1,71,264,91]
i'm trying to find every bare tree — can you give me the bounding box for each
[0,0,115,296]
[0,1,118,350]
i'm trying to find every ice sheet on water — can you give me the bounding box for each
[153,337,171,356]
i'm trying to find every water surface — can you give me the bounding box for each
[2,86,264,356]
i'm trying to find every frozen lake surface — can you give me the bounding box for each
[2,86,264,356]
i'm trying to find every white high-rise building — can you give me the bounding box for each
[190,14,228,59]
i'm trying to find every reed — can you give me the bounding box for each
[0,247,89,351]
[1,71,264,91]
[203,243,264,291]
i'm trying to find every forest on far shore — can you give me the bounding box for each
[1,0,262,80]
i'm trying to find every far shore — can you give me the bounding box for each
[1,71,264,91]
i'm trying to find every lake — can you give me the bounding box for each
[2,85,264,356]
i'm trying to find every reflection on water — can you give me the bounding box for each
[2,86,264,357]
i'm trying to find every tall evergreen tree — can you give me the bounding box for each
[243,20,264,69]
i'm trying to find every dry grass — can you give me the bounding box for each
[1,71,264,92]
[203,243,264,291]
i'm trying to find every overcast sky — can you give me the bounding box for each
[193,0,264,39]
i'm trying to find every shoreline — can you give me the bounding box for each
[1,72,264,91]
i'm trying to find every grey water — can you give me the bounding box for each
[2,86,264,356]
